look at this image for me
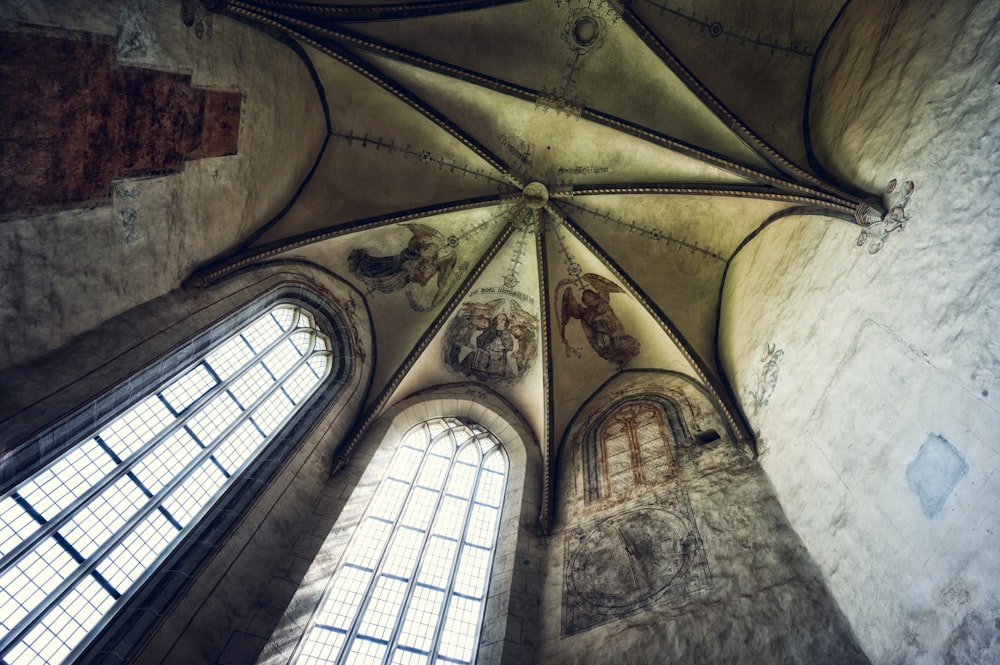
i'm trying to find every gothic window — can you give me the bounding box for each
[0,303,333,665]
[296,417,508,665]
[583,398,684,503]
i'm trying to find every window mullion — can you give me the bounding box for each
[0,343,318,661]
[336,426,459,665]
[381,431,479,662]
[0,324,301,577]
[428,437,491,665]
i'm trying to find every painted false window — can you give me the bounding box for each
[0,303,332,665]
[583,398,683,503]
[297,418,508,665]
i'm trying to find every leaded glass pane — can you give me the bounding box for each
[0,303,332,665]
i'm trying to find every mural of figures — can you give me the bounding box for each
[557,273,640,366]
[444,297,538,384]
[348,223,459,310]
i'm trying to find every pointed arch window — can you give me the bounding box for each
[297,418,508,665]
[0,303,334,665]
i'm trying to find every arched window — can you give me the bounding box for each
[0,302,335,665]
[296,417,508,665]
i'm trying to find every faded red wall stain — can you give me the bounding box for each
[0,30,241,217]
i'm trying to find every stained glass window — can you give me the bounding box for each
[296,418,508,665]
[0,303,332,665]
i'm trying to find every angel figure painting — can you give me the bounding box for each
[348,223,458,311]
[444,297,538,384]
[557,274,640,367]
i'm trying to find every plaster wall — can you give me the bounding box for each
[720,1,1000,662]
[0,0,326,370]
[536,372,866,664]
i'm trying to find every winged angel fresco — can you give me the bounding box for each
[348,223,458,310]
[557,273,640,367]
[445,298,538,383]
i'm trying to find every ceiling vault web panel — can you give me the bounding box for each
[549,206,753,450]
[619,2,860,202]
[229,3,525,189]
[331,209,522,473]
[190,194,521,286]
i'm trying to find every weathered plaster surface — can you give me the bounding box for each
[538,372,867,664]
[0,0,325,370]
[721,1,1000,662]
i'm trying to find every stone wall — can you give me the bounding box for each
[536,371,867,664]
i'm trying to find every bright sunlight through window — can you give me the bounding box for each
[0,303,332,665]
[296,418,508,665]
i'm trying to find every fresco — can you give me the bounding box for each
[348,223,461,311]
[443,291,538,384]
[557,273,640,366]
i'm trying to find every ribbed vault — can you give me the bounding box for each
[191,0,877,531]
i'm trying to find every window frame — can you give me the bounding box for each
[0,288,356,665]
[295,418,509,665]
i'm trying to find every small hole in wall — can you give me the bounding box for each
[694,430,721,444]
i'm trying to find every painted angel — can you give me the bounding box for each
[557,274,640,366]
[348,223,457,307]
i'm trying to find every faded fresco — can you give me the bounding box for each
[348,223,461,311]
[562,490,712,636]
[443,292,538,384]
[557,273,640,366]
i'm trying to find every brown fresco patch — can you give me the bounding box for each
[0,30,241,218]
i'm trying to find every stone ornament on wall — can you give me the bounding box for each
[443,293,538,384]
[854,178,915,254]
[562,490,712,635]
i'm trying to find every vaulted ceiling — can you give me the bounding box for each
[193,0,872,497]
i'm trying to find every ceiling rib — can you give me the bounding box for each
[331,206,526,474]
[188,194,521,287]
[552,182,856,215]
[535,210,555,535]
[236,0,528,21]
[548,203,756,456]
[620,4,865,205]
[269,19,863,207]
[228,3,525,189]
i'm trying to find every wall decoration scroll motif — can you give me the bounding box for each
[746,342,783,416]
[443,292,538,384]
[348,223,470,312]
[557,273,640,366]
